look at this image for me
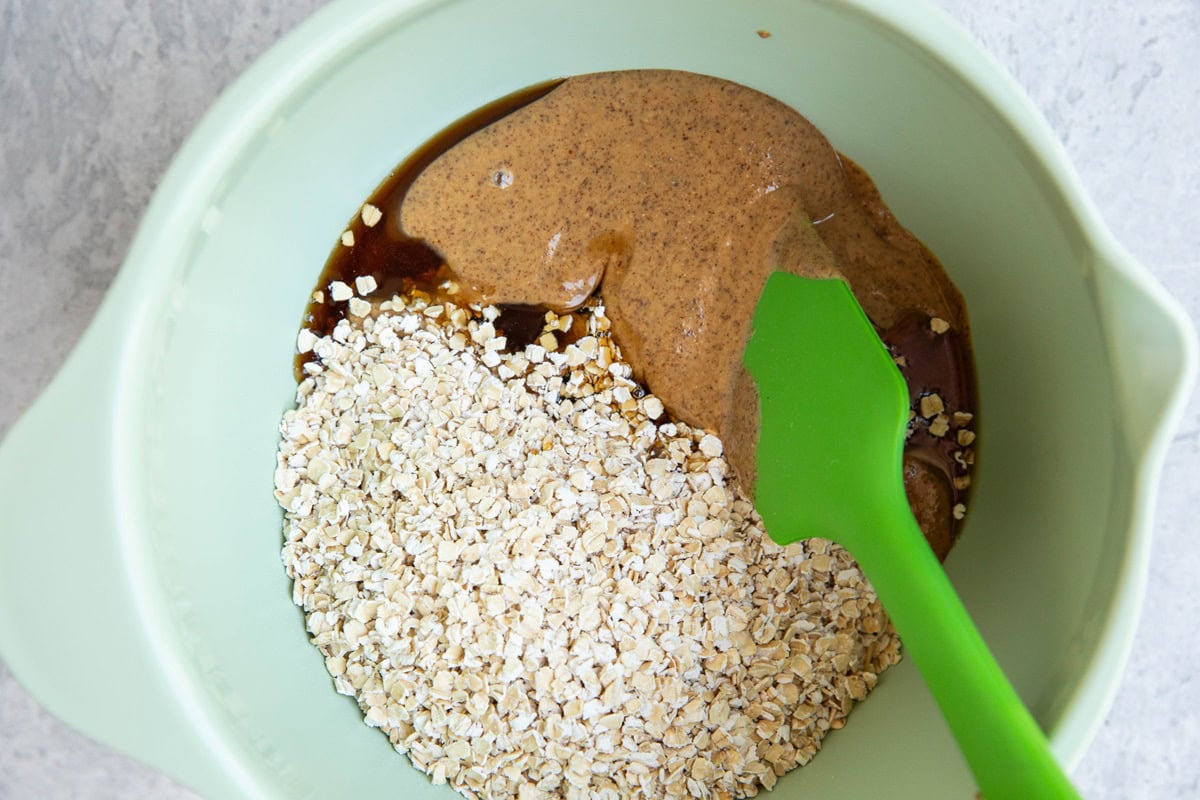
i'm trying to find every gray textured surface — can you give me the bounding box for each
[0,0,1196,797]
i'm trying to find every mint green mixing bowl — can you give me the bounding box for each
[0,0,1194,797]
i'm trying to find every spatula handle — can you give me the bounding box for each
[852,508,1083,800]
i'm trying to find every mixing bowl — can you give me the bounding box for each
[0,0,1194,797]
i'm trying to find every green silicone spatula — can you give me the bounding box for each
[743,272,1081,800]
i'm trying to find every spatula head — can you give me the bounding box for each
[743,272,911,546]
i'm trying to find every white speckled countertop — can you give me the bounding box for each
[1,1,1197,797]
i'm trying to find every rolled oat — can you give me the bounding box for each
[276,294,900,800]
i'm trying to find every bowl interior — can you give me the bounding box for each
[123,0,1130,796]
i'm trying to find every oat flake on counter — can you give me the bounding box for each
[275,290,901,800]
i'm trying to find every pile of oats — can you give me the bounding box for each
[275,286,901,800]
